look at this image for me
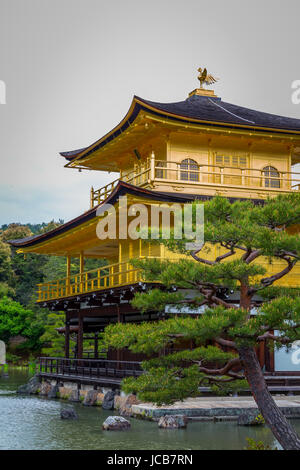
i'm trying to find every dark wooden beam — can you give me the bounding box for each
[94,333,99,359]
[65,314,70,359]
[68,304,137,319]
[77,311,83,359]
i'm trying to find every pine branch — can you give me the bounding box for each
[259,256,297,288]
[191,247,236,265]
[257,332,291,344]
[257,324,300,344]
[201,375,243,385]
[215,337,237,349]
[190,251,215,265]
[244,249,262,264]
[215,249,236,263]
[210,295,237,309]
[197,358,241,376]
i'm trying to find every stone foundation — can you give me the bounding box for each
[21,377,300,423]
[30,377,140,412]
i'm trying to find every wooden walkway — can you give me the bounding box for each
[39,358,300,392]
[39,371,300,393]
[39,371,123,387]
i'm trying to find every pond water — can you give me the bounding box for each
[0,369,298,450]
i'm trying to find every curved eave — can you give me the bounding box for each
[61,95,300,167]
[7,181,196,251]
[61,97,141,165]
[8,180,266,253]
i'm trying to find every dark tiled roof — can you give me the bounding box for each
[8,181,264,248]
[7,182,194,248]
[138,95,300,132]
[60,147,87,158]
[61,94,300,163]
[8,181,264,249]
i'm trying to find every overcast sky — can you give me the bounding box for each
[0,0,300,225]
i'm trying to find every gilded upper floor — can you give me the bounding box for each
[60,87,300,205]
[9,78,300,302]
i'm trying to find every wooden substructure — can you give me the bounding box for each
[39,283,300,393]
[43,282,162,363]
[38,357,300,394]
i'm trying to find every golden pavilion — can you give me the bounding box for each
[10,69,300,382]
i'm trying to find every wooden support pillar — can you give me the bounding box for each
[90,186,94,209]
[258,341,265,368]
[77,312,83,359]
[66,255,71,295]
[94,333,99,359]
[265,339,275,373]
[117,305,123,323]
[79,251,84,293]
[150,150,155,181]
[65,314,70,359]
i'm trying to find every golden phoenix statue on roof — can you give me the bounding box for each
[197,67,219,89]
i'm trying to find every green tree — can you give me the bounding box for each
[0,296,44,353]
[3,222,65,305]
[0,238,13,285]
[104,194,300,450]
[40,311,74,357]
[0,282,15,298]
[1,223,32,243]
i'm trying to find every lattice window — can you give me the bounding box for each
[215,155,248,167]
[155,161,166,179]
[180,158,199,181]
[262,166,280,188]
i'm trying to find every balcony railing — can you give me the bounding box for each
[39,357,143,381]
[90,159,151,207]
[90,158,300,207]
[37,260,144,302]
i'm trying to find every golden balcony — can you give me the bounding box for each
[90,158,300,208]
[37,259,156,303]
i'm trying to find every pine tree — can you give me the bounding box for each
[104,193,300,450]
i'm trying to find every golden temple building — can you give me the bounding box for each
[10,69,300,381]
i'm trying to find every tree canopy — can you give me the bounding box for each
[0,221,105,358]
[104,193,300,450]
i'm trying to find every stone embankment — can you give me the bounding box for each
[17,376,300,423]
[17,375,140,415]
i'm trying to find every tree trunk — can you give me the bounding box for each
[240,282,252,310]
[238,346,300,450]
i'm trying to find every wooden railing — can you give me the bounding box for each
[37,260,143,302]
[90,158,300,207]
[39,357,143,380]
[152,160,300,191]
[90,158,151,207]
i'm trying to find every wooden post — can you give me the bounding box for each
[117,305,122,323]
[265,334,275,372]
[77,312,83,359]
[220,167,224,185]
[90,186,94,209]
[65,315,70,359]
[150,151,155,182]
[258,341,265,368]
[66,255,71,295]
[94,333,99,359]
[79,252,84,293]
